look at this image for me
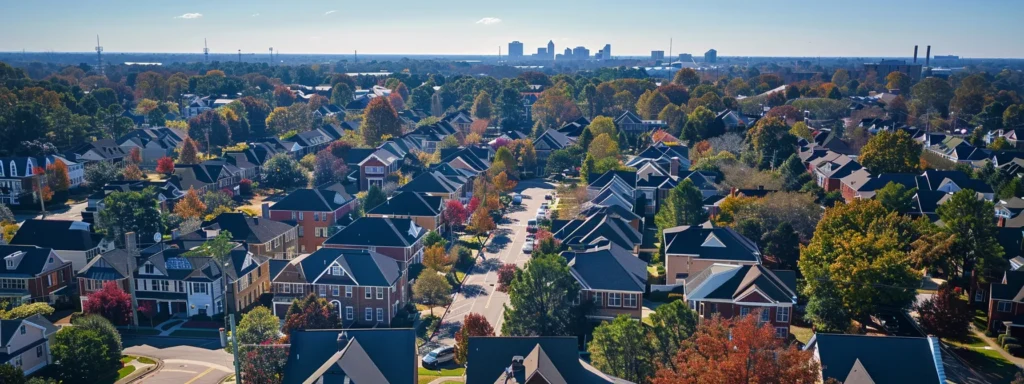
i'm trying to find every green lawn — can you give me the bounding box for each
[418,366,465,384]
[120,356,136,364]
[790,325,814,345]
[137,356,156,365]
[116,365,136,380]
[953,346,1019,384]
[169,329,220,338]
[458,236,484,251]
[119,327,162,336]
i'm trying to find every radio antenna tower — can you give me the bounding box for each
[203,38,210,63]
[94,35,104,75]
[269,47,273,64]
[238,49,242,63]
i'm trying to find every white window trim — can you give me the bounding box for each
[776,307,790,323]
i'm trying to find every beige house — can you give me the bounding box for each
[0,314,58,375]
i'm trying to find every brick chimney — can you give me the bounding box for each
[261,202,270,218]
[670,157,680,177]
[125,232,137,254]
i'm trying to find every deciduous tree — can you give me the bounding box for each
[496,263,517,293]
[915,283,972,339]
[361,97,402,147]
[413,270,451,317]
[472,91,493,119]
[885,72,912,93]
[175,187,207,219]
[178,137,200,165]
[502,253,582,336]
[654,179,707,235]
[859,130,922,173]
[454,313,494,364]
[156,156,175,175]
[235,306,281,348]
[636,90,671,120]
[262,153,308,191]
[52,327,114,382]
[589,315,656,383]
[648,300,698,369]
[45,161,70,193]
[282,293,339,336]
[100,188,162,247]
[875,181,916,214]
[673,68,700,88]
[121,163,143,181]
[588,133,620,161]
[937,189,1005,283]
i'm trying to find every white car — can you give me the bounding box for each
[536,208,547,220]
[422,346,455,367]
[540,202,550,211]
[522,239,535,253]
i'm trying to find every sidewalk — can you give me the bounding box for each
[970,328,1024,368]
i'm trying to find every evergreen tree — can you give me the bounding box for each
[502,253,582,336]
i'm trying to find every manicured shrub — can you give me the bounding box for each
[1003,336,1018,347]
[1004,343,1022,357]
[998,334,1007,345]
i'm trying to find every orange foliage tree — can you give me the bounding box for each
[32,167,53,202]
[467,207,496,242]
[128,147,142,165]
[651,314,820,384]
[156,156,175,175]
[121,164,144,181]
[422,244,451,272]
[45,161,71,193]
[174,187,207,219]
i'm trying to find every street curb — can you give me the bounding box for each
[427,232,495,342]
[119,355,163,384]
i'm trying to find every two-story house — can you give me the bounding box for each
[397,171,466,203]
[282,329,417,384]
[116,127,186,169]
[552,208,642,252]
[466,336,626,384]
[76,249,134,309]
[9,220,114,272]
[0,315,58,375]
[0,245,74,305]
[443,110,474,134]
[268,248,406,326]
[683,263,797,338]
[988,270,1024,336]
[323,217,425,274]
[561,242,647,320]
[0,157,43,207]
[662,222,762,285]
[266,188,357,253]
[806,334,946,384]
[358,149,400,191]
[133,244,226,317]
[65,139,129,166]
[365,191,443,232]
[534,129,575,174]
[177,213,298,259]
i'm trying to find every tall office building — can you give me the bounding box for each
[602,44,611,59]
[651,50,665,60]
[678,53,693,62]
[547,40,555,59]
[572,46,590,59]
[705,49,717,63]
[508,41,524,57]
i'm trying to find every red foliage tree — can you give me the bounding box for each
[83,281,133,325]
[915,283,972,339]
[388,92,406,110]
[241,339,289,384]
[128,147,142,165]
[282,294,339,337]
[139,301,156,326]
[239,178,253,195]
[273,86,296,107]
[455,313,495,364]
[156,156,175,175]
[652,314,820,384]
[466,196,481,214]
[496,263,517,293]
[442,200,469,232]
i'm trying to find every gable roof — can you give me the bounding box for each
[77,249,134,280]
[398,171,463,195]
[663,223,761,263]
[466,337,622,384]
[366,191,443,218]
[808,334,944,384]
[294,248,401,286]
[9,220,105,251]
[283,329,417,384]
[193,213,294,245]
[561,243,646,292]
[270,188,354,212]
[552,211,641,251]
[535,129,574,151]
[0,245,64,278]
[684,264,797,304]
[323,217,425,248]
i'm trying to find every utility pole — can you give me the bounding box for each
[238,49,242,63]
[35,173,46,217]
[230,314,241,382]
[204,38,209,63]
[95,35,104,75]
[269,47,273,65]
[125,232,140,327]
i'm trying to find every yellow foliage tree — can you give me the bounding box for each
[174,187,207,219]
[423,244,451,272]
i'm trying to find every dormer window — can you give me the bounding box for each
[10,161,16,177]
[5,260,12,269]
[144,264,154,274]
[331,266,341,276]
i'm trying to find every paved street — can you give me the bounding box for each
[432,179,555,347]
[13,201,88,223]
[123,336,235,384]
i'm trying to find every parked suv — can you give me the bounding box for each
[422,346,455,368]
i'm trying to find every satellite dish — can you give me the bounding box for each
[153,233,162,243]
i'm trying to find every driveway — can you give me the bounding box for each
[13,201,88,223]
[123,335,234,384]
[431,179,555,347]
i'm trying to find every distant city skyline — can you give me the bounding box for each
[1,0,1022,58]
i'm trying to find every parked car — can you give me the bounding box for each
[522,239,535,253]
[422,346,455,368]
[512,193,523,205]
[527,219,538,233]
[536,208,546,220]
[540,202,549,211]
[544,194,553,200]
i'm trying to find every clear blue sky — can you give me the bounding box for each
[2,0,1022,58]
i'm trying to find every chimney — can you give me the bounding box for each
[670,157,680,177]
[205,228,221,238]
[125,232,137,255]
[913,45,918,63]
[337,331,349,350]
[261,202,270,218]
[925,45,931,67]
[757,185,765,191]
[171,229,180,240]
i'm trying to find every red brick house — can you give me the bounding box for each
[988,270,1024,336]
[364,191,443,232]
[268,248,407,326]
[322,217,425,275]
[662,222,761,285]
[358,149,399,191]
[266,188,357,254]
[76,249,134,309]
[683,264,797,338]
[561,242,647,320]
[0,245,74,305]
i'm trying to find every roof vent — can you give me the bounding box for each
[702,233,725,248]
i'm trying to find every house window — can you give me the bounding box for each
[593,292,602,307]
[314,212,320,221]
[161,280,169,292]
[298,227,304,237]
[5,260,11,268]
[282,284,291,294]
[291,211,296,220]
[19,325,25,335]
[299,212,304,221]
[775,327,788,339]
[975,290,985,302]
[345,286,352,298]
[998,301,1013,313]
[623,294,637,308]
[346,306,353,320]
[295,284,303,293]
[376,287,384,300]
[145,264,154,274]
[776,307,791,323]
[332,285,340,296]
[377,308,384,322]
[365,308,372,321]
[608,292,621,307]
[759,308,771,323]
[331,266,341,276]
[47,275,53,287]
[36,345,42,357]
[216,300,223,313]
[13,356,20,367]
[740,307,750,317]
[365,288,372,299]
[319,285,327,297]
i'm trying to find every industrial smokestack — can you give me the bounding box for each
[913,45,918,63]
[925,45,931,67]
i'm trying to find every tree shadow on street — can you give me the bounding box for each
[476,257,502,273]
[459,284,486,298]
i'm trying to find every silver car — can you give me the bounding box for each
[422,346,455,367]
